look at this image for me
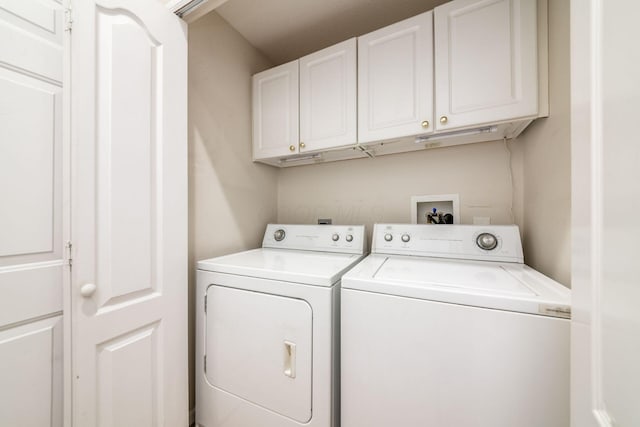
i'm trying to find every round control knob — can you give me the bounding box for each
[401,233,410,243]
[476,233,498,251]
[332,233,340,242]
[345,234,353,242]
[384,233,393,242]
[274,229,286,241]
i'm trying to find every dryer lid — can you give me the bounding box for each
[198,248,365,287]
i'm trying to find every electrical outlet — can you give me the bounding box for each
[473,216,491,225]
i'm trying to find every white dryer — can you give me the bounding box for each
[341,224,571,427]
[196,224,366,427]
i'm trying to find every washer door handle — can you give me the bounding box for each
[283,341,296,379]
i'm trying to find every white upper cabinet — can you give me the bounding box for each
[252,60,299,159]
[300,38,357,153]
[358,11,433,144]
[434,0,538,131]
[251,0,546,167]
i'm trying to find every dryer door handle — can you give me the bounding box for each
[283,341,296,379]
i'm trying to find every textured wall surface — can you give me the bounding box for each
[512,0,571,286]
[278,140,517,235]
[188,11,276,408]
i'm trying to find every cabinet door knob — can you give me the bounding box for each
[439,116,448,125]
[299,142,306,149]
[289,145,296,152]
[421,120,429,128]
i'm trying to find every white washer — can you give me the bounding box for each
[196,224,366,427]
[341,224,571,427]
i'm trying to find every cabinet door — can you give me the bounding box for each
[358,11,433,144]
[253,60,299,159]
[300,38,356,152]
[434,0,538,131]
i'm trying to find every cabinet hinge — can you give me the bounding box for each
[65,240,73,267]
[64,7,73,32]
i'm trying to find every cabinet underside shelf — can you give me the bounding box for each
[256,119,533,168]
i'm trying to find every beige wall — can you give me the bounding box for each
[278,141,518,232]
[188,12,276,409]
[512,0,571,286]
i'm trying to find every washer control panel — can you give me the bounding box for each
[372,224,523,263]
[263,224,367,255]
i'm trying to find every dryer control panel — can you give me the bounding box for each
[262,224,367,255]
[371,224,523,263]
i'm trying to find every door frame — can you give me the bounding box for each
[62,0,72,425]
[570,0,640,425]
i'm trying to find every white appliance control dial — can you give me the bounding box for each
[384,233,393,242]
[401,234,410,243]
[346,234,353,242]
[332,233,340,241]
[476,233,498,250]
[274,229,286,241]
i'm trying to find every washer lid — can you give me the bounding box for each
[342,254,571,318]
[198,248,365,287]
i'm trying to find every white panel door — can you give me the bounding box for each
[0,1,64,425]
[358,11,433,144]
[252,60,299,160]
[206,286,313,423]
[434,0,538,131]
[300,38,356,152]
[70,1,187,426]
[571,0,640,426]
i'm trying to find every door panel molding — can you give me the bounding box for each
[0,315,63,427]
[96,322,161,427]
